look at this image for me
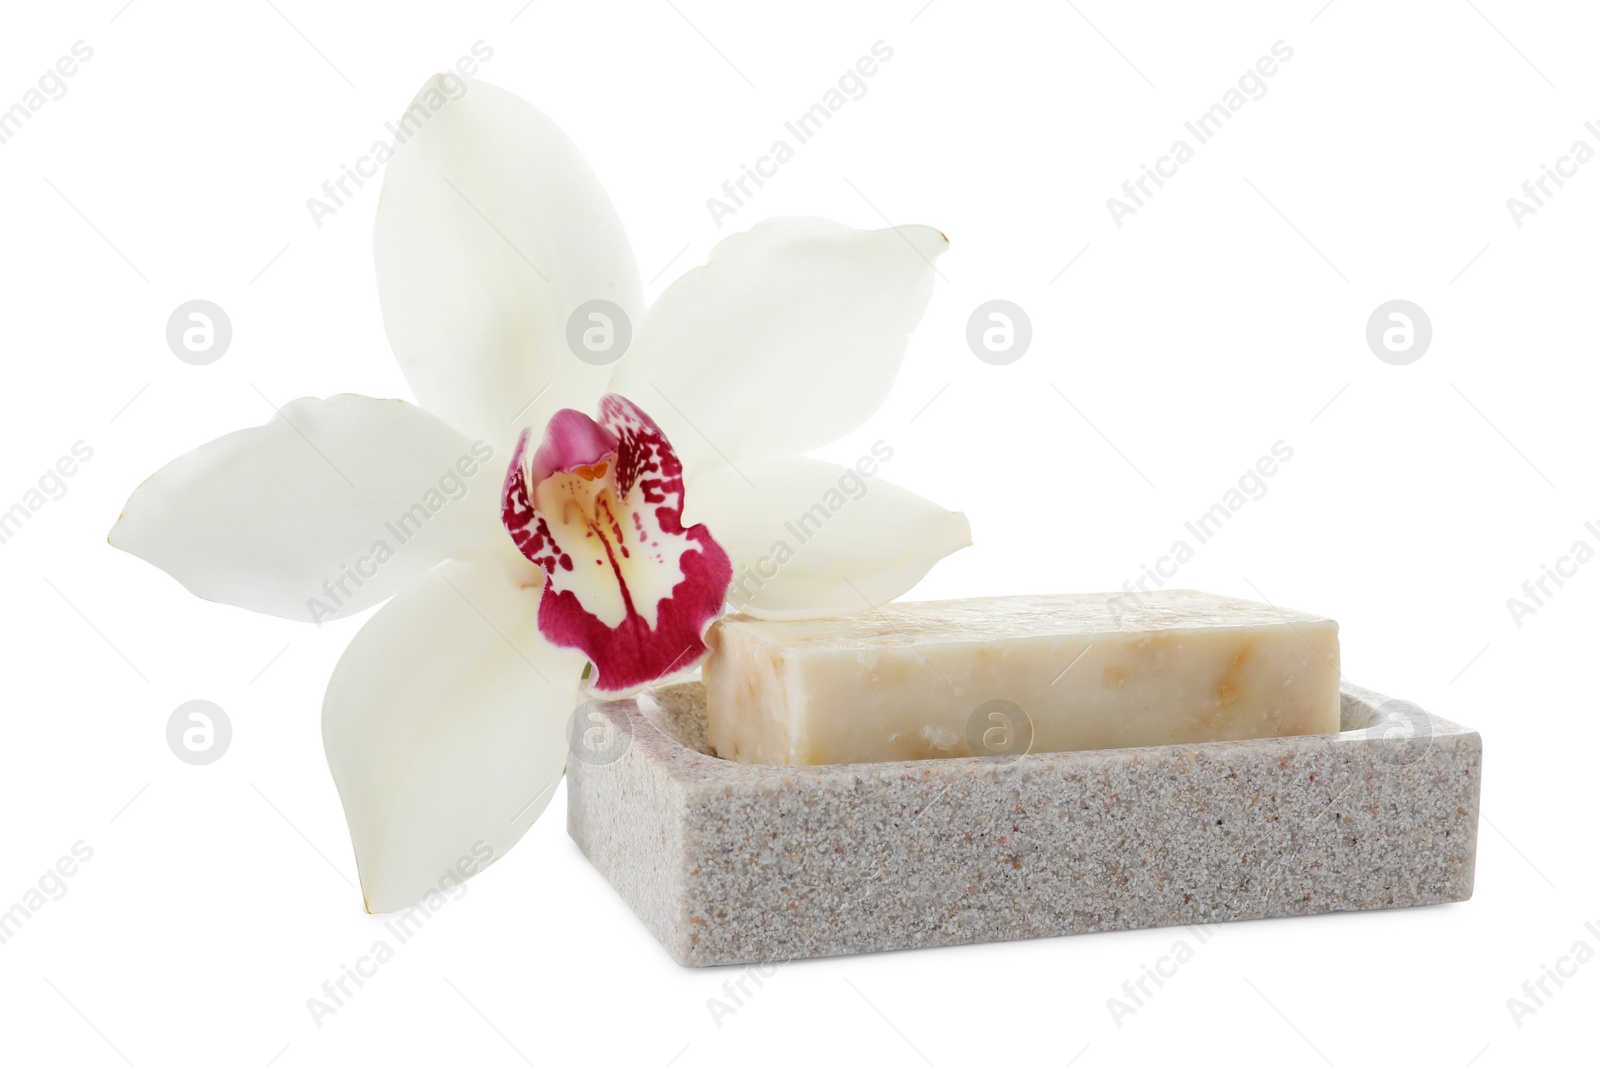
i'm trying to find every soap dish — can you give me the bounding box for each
[566,681,1480,967]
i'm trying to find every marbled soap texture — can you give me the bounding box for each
[704,590,1340,765]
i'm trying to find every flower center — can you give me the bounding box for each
[498,395,733,693]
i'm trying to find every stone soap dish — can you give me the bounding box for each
[567,681,1481,967]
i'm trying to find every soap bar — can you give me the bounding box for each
[702,590,1341,765]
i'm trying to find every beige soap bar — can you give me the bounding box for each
[703,590,1341,765]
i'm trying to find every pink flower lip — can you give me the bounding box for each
[527,408,619,486]
[500,394,732,694]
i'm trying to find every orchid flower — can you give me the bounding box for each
[109,76,970,912]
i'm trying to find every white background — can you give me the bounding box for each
[1,1,1595,1064]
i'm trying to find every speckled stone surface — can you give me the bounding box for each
[566,680,1480,967]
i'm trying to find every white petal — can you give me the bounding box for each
[109,394,505,623]
[689,455,971,619]
[374,77,643,447]
[322,557,586,913]
[608,218,946,477]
